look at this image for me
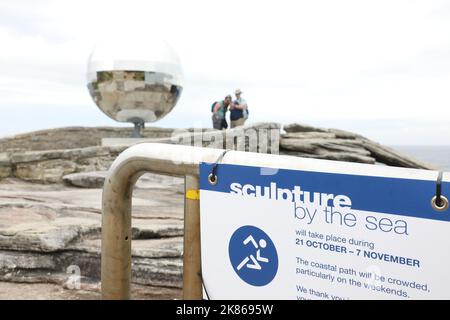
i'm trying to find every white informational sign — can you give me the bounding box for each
[199,161,449,300]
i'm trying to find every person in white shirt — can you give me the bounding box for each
[230,89,249,128]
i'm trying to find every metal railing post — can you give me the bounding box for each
[183,175,203,299]
[101,143,217,299]
[100,142,290,299]
[101,166,134,300]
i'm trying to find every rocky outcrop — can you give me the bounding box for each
[280,123,434,169]
[0,153,11,179]
[7,146,127,184]
[284,123,329,133]
[0,126,176,152]
[0,123,280,184]
[0,174,185,298]
[63,171,186,192]
[62,171,108,188]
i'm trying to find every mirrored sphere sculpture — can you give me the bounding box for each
[87,36,183,137]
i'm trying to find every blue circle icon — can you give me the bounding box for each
[228,225,278,287]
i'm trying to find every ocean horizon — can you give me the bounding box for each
[391,145,450,171]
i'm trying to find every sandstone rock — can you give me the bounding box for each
[63,171,107,188]
[328,128,368,140]
[281,150,376,164]
[4,123,280,184]
[63,171,185,193]
[9,146,125,163]
[283,123,328,133]
[315,139,371,156]
[0,167,10,180]
[280,139,318,153]
[171,122,280,154]
[0,153,11,179]
[0,218,100,252]
[280,124,434,169]
[280,138,371,156]
[360,140,435,170]
[0,178,185,292]
[1,235,184,279]
[282,132,337,139]
[243,122,281,130]
[0,124,280,153]
[14,159,78,184]
[0,126,176,153]
[9,146,126,183]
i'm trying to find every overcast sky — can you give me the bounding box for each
[0,0,449,145]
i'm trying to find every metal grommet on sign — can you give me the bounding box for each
[431,195,448,212]
[208,173,218,185]
[208,149,231,186]
[431,171,448,212]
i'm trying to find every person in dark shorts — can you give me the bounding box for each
[230,89,248,128]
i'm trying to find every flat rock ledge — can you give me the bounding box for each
[0,176,185,299]
[0,122,280,184]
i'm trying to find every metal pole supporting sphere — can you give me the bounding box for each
[86,36,183,137]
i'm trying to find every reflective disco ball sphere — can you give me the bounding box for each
[87,35,183,126]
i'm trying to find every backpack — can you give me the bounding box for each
[211,101,218,112]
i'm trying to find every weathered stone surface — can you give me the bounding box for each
[280,138,372,156]
[63,171,107,188]
[0,167,10,179]
[0,240,183,288]
[62,171,185,193]
[102,123,281,158]
[0,153,11,179]
[0,218,99,252]
[0,127,176,153]
[244,122,281,130]
[171,122,280,154]
[0,153,10,165]
[280,139,317,153]
[280,124,435,170]
[9,146,127,163]
[0,124,280,153]
[283,123,328,133]
[9,146,126,183]
[1,124,434,185]
[360,140,435,169]
[282,132,337,139]
[281,150,376,164]
[316,139,372,156]
[328,128,367,140]
[1,123,280,184]
[0,176,185,298]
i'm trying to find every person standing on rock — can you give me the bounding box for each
[230,89,249,128]
[211,95,232,130]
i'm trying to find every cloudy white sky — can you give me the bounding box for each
[0,0,449,145]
